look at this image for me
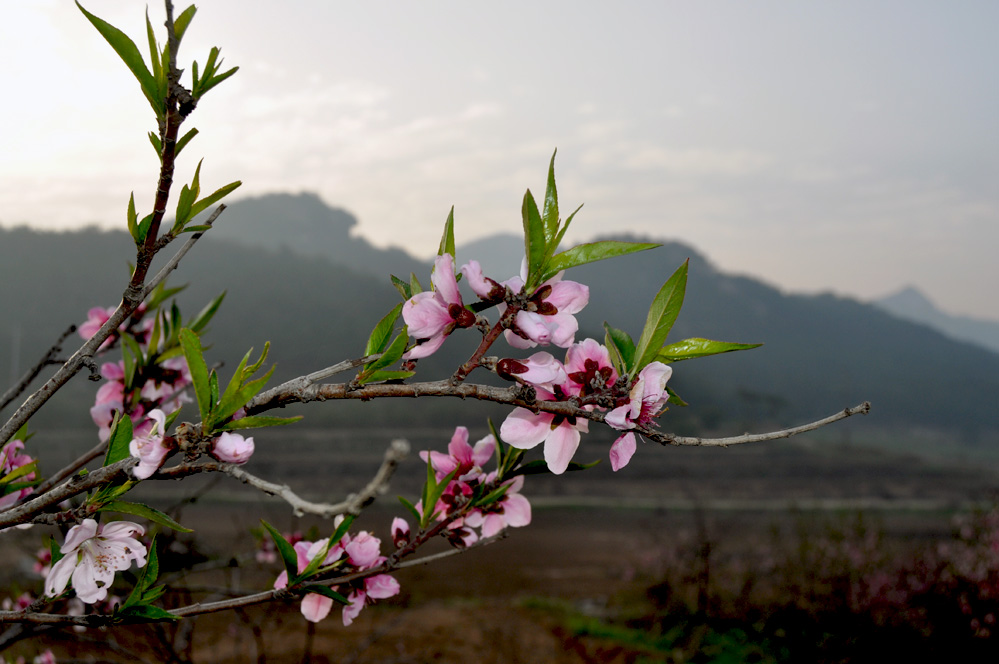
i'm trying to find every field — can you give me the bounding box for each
[4,428,999,662]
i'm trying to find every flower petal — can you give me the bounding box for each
[544,424,581,475]
[609,433,637,472]
[499,409,553,450]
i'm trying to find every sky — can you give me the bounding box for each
[2,1,997,320]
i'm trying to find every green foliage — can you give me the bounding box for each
[118,537,177,621]
[632,260,688,375]
[76,2,162,118]
[438,207,456,258]
[98,500,192,532]
[103,412,134,467]
[519,152,658,293]
[656,337,762,363]
[261,520,299,582]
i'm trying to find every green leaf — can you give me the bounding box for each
[116,604,178,622]
[123,535,160,608]
[187,291,226,334]
[100,501,193,533]
[173,5,197,43]
[421,467,459,529]
[508,458,599,477]
[189,179,242,220]
[521,189,546,291]
[178,328,212,422]
[104,413,134,467]
[120,333,144,388]
[292,539,331,585]
[390,275,412,300]
[603,323,636,376]
[179,224,213,234]
[76,2,162,117]
[174,160,204,229]
[656,337,762,363]
[300,584,351,606]
[212,365,275,430]
[261,520,299,581]
[550,203,582,261]
[437,207,456,258]
[666,385,688,407]
[126,193,139,243]
[217,415,303,431]
[136,213,154,245]
[145,9,163,94]
[542,149,559,243]
[293,514,355,585]
[148,131,162,160]
[175,127,199,156]
[362,330,408,375]
[632,260,689,373]
[364,303,404,357]
[398,496,421,524]
[0,462,37,487]
[409,272,423,296]
[540,241,660,285]
[359,370,414,384]
[472,483,510,509]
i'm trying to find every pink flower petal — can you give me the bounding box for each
[301,592,334,623]
[544,424,581,475]
[503,493,532,527]
[609,433,637,472]
[499,409,553,450]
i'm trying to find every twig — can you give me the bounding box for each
[0,458,135,529]
[248,379,871,448]
[642,401,872,447]
[249,354,379,407]
[0,324,76,412]
[157,439,410,518]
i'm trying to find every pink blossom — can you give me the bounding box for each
[79,306,117,349]
[0,439,35,509]
[129,409,173,479]
[390,517,411,549]
[498,264,589,350]
[605,362,673,431]
[464,475,532,537]
[564,339,618,399]
[45,519,146,604]
[603,362,672,471]
[1,592,33,611]
[496,352,567,393]
[274,530,399,625]
[342,574,401,626]
[274,539,340,623]
[461,260,506,302]
[500,388,589,475]
[402,253,475,359]
[211,432,255,464]
[419,426,495,483]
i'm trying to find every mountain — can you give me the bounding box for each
[201,192,427,281]
[874,286,999,355]
[2,195,998,457]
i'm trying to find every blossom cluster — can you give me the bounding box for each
[402,253,673,474]
[409,426,532,546]
[274,519,400,625]
[44,519,147,605]
[0,438,36,510]
[80,304,256,480]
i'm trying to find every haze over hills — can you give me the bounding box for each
[2,193,998,459]
[873,286,999,356]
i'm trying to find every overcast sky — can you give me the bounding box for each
[3,1,997,319]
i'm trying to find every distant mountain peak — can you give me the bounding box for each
[877,286,939,318]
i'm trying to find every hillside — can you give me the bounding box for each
[2,195,998,454]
